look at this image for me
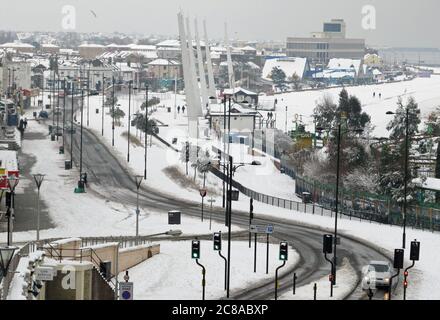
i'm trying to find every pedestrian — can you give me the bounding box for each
[177,105,181,113]
[373,92,376,98]
[23,118,28,129]
[379,93,382,99]
[182,105,186,113]
[83,172,88,186]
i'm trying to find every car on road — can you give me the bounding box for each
[362,260,396,290]
[39,110,49,119]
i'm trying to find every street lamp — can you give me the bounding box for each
[33,174,45,241]
[386,108,420,249]
[127,80,132,163]
[144,84,149,180]
[6,175,19,246]
[0,246,18,278]
[134,175,143,239]
[212,150,260,298]
[316,123,363,286]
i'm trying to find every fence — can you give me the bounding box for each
[0,243,31,300]
[209,165,440,232]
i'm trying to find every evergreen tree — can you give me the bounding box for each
[269,67,287,91]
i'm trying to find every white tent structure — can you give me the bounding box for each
[194,18,209,110]
[224,22,235,91]
[203,19,217,98]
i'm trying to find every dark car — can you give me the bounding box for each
[39,111,49,119]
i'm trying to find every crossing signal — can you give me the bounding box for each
[191,240,200,259]
[279,242,288,261]
[323,234,333,254]
[213,232,222,251]
[393,249,404,269]
[410,240,420,261]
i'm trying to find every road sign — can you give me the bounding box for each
[250,224,274,234]
[199,189,207,198]
[120,282,134,300]
[35,266,55,281]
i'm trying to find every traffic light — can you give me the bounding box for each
[185,142,190,162]
[213,232,221,251]
[279,242,288,261]
[404,271,409,288]
[250,198,254,220]
[323,234,333,254]
[410,240,420,261]
[393,249,404,269]
[191,240,200,259]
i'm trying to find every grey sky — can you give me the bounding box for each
[0,0,438,48]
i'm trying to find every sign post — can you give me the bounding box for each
[250,224,274,275]
[207,197,216,230]
[119,282,134,300]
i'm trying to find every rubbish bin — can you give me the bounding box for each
[96,108,99,114]
[51,134,55,141]
[78,180,85,190]
[59,146,64,154]
[167,107,171,113]
[33,111,37,118]
[48,125,53,134]
[65,160,71,170]
[168,210,181,225]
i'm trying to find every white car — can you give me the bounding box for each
[362,260,395,290]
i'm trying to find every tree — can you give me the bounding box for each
[133,113,157,135]
[269,67,287,91]
[288,72,301,90]
[336,89,371,129]
[425,107,440,202]
[111,107,125,126]
[386,97,420,140]
[313,94,337,128]
[140,97,160,110]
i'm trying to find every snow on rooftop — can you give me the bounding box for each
[223,87,257,96]
[262,57,308,81]
[78,43,105,48]
[0,42,34,48]
[147,58,179,66]
[328,58,362,74]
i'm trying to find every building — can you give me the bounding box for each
[147,59,181,79]
[262,57,310,81]
[223,87,259,105]
[78,44,106,59]
[0,42,35,53]
[286,19,365,64]
[41,44,60,54]
[1,61,32,93]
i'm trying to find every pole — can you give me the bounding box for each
[218,250,227,290]
[275,260,286,300]
[195,259,206,300]
[388,269,401,300]
[403,260,415,300]
[80,88,84,178]
[63,84,66,151]
[128,81,131,162]
[87,68,90,127]
[6,207,10,246]
[254,233,257,273]
[201,196,204,222]
[403,107,409,249]
[313,283,317,300]
[333,123,342,285]
[56,74,60,141]
[112,76,115,147]
[36,187,40,241]
[70,82,74,166]
[136,186,139,238]
[144,85,148,180]
[222,97,226,208]
[226,155,233,298]
[102,74,105,136]
[266,234,269,274]
[249,198,253,248]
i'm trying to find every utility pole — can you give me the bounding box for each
[70,82,74,167]
[144,85,148,180]
[127,80,131,162]
[112,76,115,147]
[102,74,105,136]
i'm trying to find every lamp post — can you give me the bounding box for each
[316,123,363,285]
[134,175,143,239]
[62,79,66,151]
[33,174,45,241]
[386,108,419,249]
[144,84,149,180]
[127,80,132,163]
[112,76,115,147]
[102,74,106,136]
[6,175,19,246]
[70,81,74,168]
[0,246,18,279]
[80,88,84,180]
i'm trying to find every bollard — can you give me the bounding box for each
[313,283,317,300]
[293,273,297,295]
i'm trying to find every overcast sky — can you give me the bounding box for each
[0,0,438,48]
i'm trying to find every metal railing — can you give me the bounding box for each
[0,243,31,300]
[209,165,440,232]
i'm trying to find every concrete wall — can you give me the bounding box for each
[118,244,160,272]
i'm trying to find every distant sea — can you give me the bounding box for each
[378,48,440,66]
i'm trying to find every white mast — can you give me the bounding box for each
[203,19,216,99]
[225,22,235,91]
[186,16,203,115]
[194,18,209,112]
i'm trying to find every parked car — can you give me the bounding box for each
[362,261,396,290]
[39,111,49,119]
